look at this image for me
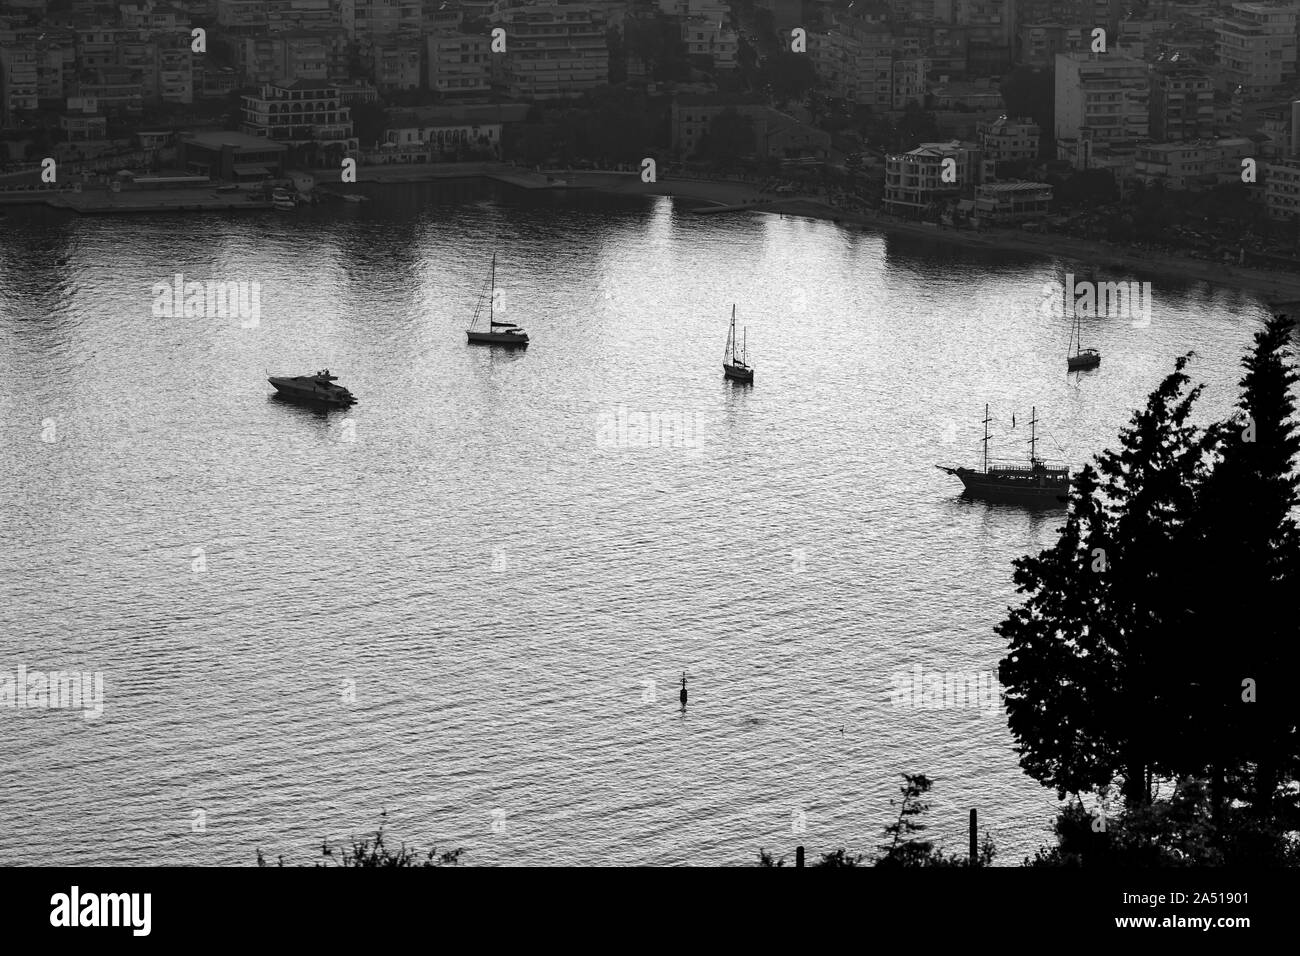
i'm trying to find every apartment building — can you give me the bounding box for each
[427,32,493,95]
[892,56,927,108]
[241,79,356,149]
[683,19,739,69]
[1265,158,1300,218]
[340,0,423,40]
[807,26,893,109]
[361,38,422,90]
[117,3,192,32]
[488,1,609,100]
[1016,23,1090,68]
[883,140,982,216]
[0,44,39,121]
[973,181,1053,223]
[1135,138,1254,189]
[1054,52,1149,147]
[1215,2,1297,95]
[238,30,338,85]
[976,115,1040,163]
[1150,66,1215,141]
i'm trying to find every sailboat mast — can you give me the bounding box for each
[983,403,990,473]
[489,252,496,325]
[1029,406,1038,464]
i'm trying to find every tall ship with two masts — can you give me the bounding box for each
[937,405,1070,505]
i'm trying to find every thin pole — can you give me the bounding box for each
[1029,406,1038,464]
[983,403,990,473]
[795,845,805,868]
[489,252,495,325]
[969,808,978,866]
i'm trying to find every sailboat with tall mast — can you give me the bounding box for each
[723,305,753,381]
[1067,300,1100,370]
[466,252,529,346]
[936,405,1070,505]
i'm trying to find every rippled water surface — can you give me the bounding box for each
[0,183,1272,864]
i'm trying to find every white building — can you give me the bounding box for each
[1054,52,1150,148]
[1215,2,1297,95]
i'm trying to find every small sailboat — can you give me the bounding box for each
[1067,307,1100,371]
[723,305,753,382]
[466,252,529,346]
[937,405,1070,505]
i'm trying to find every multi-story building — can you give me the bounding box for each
[1054,52,1149,148]
[977,115,1040,163]
[1150,65,1215,141]
[670,97,830,159]
[1135,137,1254,188]
[75,28,125,71]
[118,3,192,33]
[1264,158,1300,218]
[216,0,270,30]
[60,107,109,142]
[238,30,335,86]
[489,1,609,100]
[427,32,493,95]
[683,19,739,69]
[892,56,927,108]
[1215,2,1297,95]
[807,24,893,109]
[77,67,145,114]
[0,44,39,121]
[155,36,194,104]
[973,181,1053,222]
[340,0,423,40]
[883,140,982,216]
[268,0,340,31]
[1016,23,1091,68]
[369,38,423,90]
[241,79,357,151]
[956,0,1014,74]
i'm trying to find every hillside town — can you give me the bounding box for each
[3,1,1300,263]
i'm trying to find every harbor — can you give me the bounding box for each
[0,183,1272,867]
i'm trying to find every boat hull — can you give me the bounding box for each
[268,377,355,406]
[939,466,1069,506]
[723,362,753,381]
[1068,352,1101,370]
[467,330,529,346]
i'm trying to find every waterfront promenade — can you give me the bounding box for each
[9,157,1300,304]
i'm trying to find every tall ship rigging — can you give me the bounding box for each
[937,405,1070,505]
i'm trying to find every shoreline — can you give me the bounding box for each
[13,159,1300,305]
[564,170,1300,306]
